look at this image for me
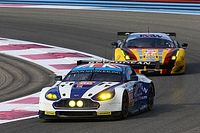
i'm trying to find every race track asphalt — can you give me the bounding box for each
[0,54,54,102]
[0,8,199,133]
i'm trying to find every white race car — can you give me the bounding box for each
[39,61,155,120]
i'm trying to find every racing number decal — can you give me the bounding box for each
[144,49,157,57]
[76,81,95,88]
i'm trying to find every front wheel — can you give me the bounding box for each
[117,91,129,120]
[147,87,154,111]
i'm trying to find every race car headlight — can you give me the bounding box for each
[77,100,84,107]
[98,92,113,101]
[171,51,179,60]
[45,88,60,101]
[171,56,176,60]
[125,55,130,60]
[92,88,115,101]
[46,93,58,100]
[69,100,76,107]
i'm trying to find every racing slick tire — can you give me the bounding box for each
[147,85,154,111]
[116,91,129,120]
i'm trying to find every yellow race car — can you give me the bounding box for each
[112,32,188,75]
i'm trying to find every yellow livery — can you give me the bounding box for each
[112,32,188,75]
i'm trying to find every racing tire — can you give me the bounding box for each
[117,91,129,120]
[147,86,154,111]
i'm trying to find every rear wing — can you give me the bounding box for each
[77,60,160,69]
[117,32,134,36]
[161,32,176,37]
[117,32,176,37]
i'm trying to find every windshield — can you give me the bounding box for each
[63,71,122,82]
[125,38,175,48]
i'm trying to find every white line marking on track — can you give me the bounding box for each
[0,37,104,124]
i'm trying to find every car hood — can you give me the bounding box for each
[124,48,178,63]
[57,81,121,99]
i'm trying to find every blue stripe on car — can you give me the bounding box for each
[70,81,100,99]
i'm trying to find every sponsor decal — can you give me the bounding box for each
[76,81,95,88]
[140,34,162,38]
[136,61,151,65]
[97,111,112,116]
[45,111,56,116]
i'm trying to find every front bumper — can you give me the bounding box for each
[39,97,122,111]
[38,110,121,119]
[39,97,122,120]
[134,63,185,75]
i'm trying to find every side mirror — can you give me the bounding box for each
[182,43,188,49]
[131,75,138,81]
[55,76,62,81]
[111,42,119,48]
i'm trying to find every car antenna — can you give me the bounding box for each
[147,26,150,33]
